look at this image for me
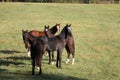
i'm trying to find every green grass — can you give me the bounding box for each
[0,3,120,80]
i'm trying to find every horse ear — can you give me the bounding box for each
[44,25,46,28]
[26,29,28,32]
[22,29,24,32]
[66,23,68,26]
[48,25,49,28]
[69,24,71,27]
[58,23,60,26]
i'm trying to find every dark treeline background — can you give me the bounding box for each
[0,0,120,4]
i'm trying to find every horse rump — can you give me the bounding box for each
[30,37,46,75]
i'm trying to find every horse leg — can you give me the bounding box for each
[58,50,62,68]
[65,45,70,64]
[36,55,42,75]
[38,67,42,75]
[71,46,75,65]
[56,50,62,68]
[32,59,35,75]
[48,51,51,64]
[66,53,70,64]
[56,50,59,68]
[28,48,31,57]
[72,53,75,65]
[38,58,42,75]
[51,51,54,65]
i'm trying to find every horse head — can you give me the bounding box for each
[60,24,72,39]
[66,24,72,34]
[44,25,50,31]
[55,23,60,32]
[22,30,31,49]
[44,25,55,38]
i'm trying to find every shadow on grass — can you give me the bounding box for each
[0,50,25,54]
[0,59,25,66]
[6,56,30,61]
[0,69,8,73]
[39,73,88,80]
[0,71,88,80]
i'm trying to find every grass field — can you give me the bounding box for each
[0,3,120,80]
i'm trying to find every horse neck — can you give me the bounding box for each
[45,30,55,38]
[28,33,36,43]
[67,31,73,38]
[58,27,66,40]
[29,30,45,37]
[49,25,57,34]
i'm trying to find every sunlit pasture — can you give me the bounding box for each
[0,3,120,80]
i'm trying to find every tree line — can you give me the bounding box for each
[0,0,120,4]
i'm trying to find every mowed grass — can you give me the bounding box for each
[0,3,120,80]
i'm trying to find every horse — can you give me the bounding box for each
[22,23,60,57]
[44,24,75,65]
[22,30,31,52]
[64,24,75,65]
[22,31,46,75]
[44,25,56,64]
[44,25,55,38]
[41,24,72,68]
[29,23,60,37]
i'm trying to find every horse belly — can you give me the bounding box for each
[46,42,57,51]
[50,44,57,51]
[66,37,74,45]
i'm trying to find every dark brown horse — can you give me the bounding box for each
[44,24,75,65]
[44,25,55,38]
[22,31,46,75]
[65,24,75,65]
[41,24,72,68]
[22,23,60,57]
[29,23,60,37]
[44,25,56,64]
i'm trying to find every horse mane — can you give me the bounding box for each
[26,32,37,44]
[67,27,73,37]
[58,25,67,40]
[44,25,55,38]
[45,30,55,38]
[49,23,60,34]
[59,24,73,39]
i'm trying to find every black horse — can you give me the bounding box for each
[22,31,46,75]
[44,24,75,65]
[41,24,72,68]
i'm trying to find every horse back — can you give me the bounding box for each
[29,30,45,37]
[30,38,46,59]
[46,37,65,51]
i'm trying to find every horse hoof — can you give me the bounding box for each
[72,58,75,65]
[72,62,74,65]
[32,73,34,75]
[51,61,54,65]
[39,72,42,75]
[56,65,58,68]
[66,59,70,64]
[59,67,62,69]
[48,63,51,64]
[28,51,31,57]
